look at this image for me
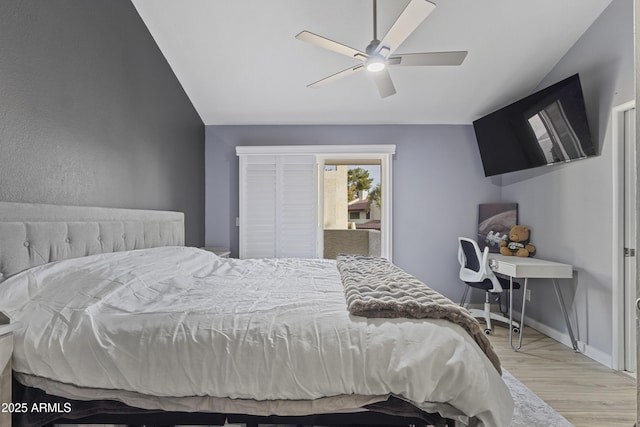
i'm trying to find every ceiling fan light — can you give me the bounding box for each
[366,58,385,72]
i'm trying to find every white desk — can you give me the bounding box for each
[487,254,577,351]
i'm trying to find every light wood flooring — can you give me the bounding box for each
[488,324,637,427]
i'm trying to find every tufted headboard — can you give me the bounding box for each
[0,202,185,283]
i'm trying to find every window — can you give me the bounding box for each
[237,145,395,260]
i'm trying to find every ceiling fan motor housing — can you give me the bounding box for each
[365,40,381,56]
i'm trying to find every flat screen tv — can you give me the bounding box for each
[472,74,595,177]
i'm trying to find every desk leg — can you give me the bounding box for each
[552,278,579,352]
[509,277,513,348]
[510,278,528,351]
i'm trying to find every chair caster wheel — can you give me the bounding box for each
[484,328,492,335]
[512,327,520,334]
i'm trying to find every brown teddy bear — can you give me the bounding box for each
[500,225,536,257]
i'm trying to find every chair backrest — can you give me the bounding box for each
[460,239,482,272]
[457,237,505,292]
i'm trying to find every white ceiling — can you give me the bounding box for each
[132,0,612,125]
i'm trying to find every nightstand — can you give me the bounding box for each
[0,321,18,427]
[201,246,231,258]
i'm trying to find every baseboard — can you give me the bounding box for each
[463,303,612,367]
[522,317,612,367]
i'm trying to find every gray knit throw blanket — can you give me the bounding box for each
[336,254,501,374]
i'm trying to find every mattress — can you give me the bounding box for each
[0,246,513,426]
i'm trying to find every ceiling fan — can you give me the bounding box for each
[295,0,467,98]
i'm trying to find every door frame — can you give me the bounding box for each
[612,99,636,371]
[237,144,395,259]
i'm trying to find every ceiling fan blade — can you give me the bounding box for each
[377,0,436,57]
[390,51,468,66]
[372,69,396,98]
[308,64,365,88]
[296,31,367,60]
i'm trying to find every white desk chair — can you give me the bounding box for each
[458,237,520,335]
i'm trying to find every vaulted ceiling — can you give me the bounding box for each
[132,0,612,125]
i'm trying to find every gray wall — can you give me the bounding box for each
[205,125,501,301]
[500,0,634,360]
[0,0,205,246]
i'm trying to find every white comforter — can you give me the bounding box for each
[0,246,513,426]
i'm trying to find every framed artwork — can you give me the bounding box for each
[477,203,518,253]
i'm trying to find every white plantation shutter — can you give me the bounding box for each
[241,155,277,258]
[239,154,317,259]
[278,157,317,258]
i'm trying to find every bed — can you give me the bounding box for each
[0,202,513,427]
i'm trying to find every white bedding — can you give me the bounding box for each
[0,246,513,426]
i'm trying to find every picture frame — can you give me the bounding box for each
[477,203,518,253]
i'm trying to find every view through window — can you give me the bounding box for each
[323,163,381,259]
